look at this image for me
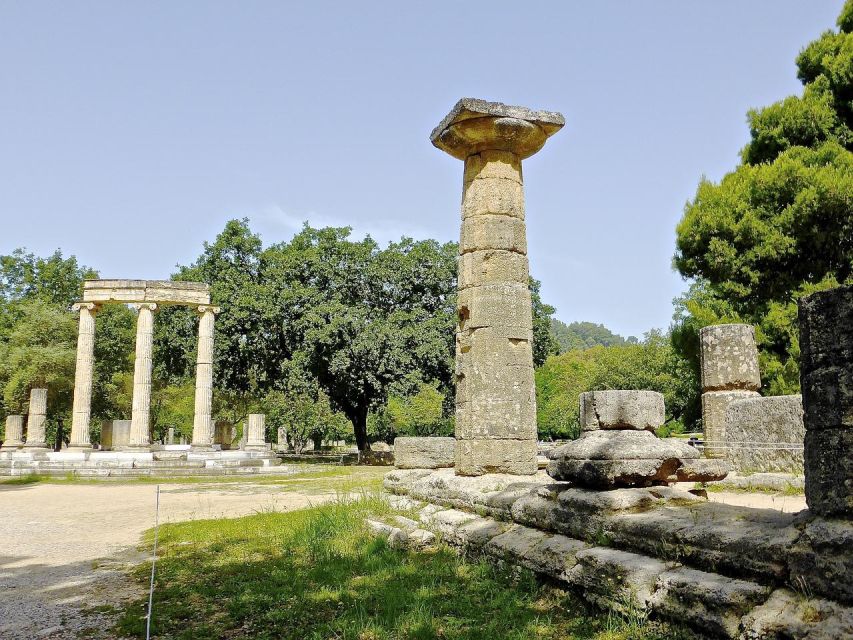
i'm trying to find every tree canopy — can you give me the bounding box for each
[672,2,853,399]
[549,319,632,353]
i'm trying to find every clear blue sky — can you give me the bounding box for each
[0,2,842,338]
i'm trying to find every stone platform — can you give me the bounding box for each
[0,447,286,478]
[381,468,853,639]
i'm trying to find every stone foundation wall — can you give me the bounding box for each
[724,395,805,474]
[381,469,852,638]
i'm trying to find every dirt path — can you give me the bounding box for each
[0,478,359,639]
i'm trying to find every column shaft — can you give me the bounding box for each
[191,306,218,449]
[455,150,537,475]
[70,302,98,449]
[129,303,156,448]
[2,415,25,449]
[698,324,761,458]
[24,388,48,448]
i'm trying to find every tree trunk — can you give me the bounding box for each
[351,405,371,454]
[311,434,323,451]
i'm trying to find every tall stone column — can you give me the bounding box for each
[128,303,157,450]
[431,98,564,476]
[699,324,761,458]
[799,285,853,517]
[1,415,24,449]
[23,388,49,449]
[191,305,219,451]
[69,302,99,450]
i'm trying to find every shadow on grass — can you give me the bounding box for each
[115,497,678,640]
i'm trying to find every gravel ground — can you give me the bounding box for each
[0,480,348,639]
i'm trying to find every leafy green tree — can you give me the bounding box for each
[382,381,452,440]
[549,319,629,353]
[536,331,692,440]
[530,278,559,366]
[263,389,348,453]
[673,3,853,396]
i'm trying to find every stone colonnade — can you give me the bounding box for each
[798,284,853,517]
[698,324,761,458]
[67,280,219,452]
[431,98,563,476]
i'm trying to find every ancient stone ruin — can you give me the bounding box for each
[431,98,564,476]
[799,284,853,517]
[0,279,280,476]
[546,390,728,487]
[700,322,806,475]
[378,99,853,639]
[699,324,762,458]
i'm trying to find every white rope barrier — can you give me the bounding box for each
[145,484,161,640]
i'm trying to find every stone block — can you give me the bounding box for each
[214,421,235,449]
[460,215,527,253]
[579,390,665,432]
[483,524,550,565]
[699,324,761,392]
[547,457,679,488]
[463,149,522,184]
[566,547,671,612]
[454,517,510,549]
[725,395,805,473]
[649,567,770,639]
[461,177,525,219]
[455,438,538,476]
[789,517,853,605]
[393,437,455,469]
[101,420,131,450]
[671,458,731,482]
[799,284,853,371]
[458,250,529,290]
[458,284,533,332]
[702,390,760,458]
[740,588,853,640]
[800,365,853,430]
[548,430,699,461]
[804,428,853,517]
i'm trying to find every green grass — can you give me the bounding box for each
[701,481,805,496]
[115,496,682,640]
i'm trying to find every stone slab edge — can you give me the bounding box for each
[374,490,853,639]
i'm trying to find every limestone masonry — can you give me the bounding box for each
[432,98,564,476]
[547,390,729,488]
[699,324,761,458]
[799,284,853,517]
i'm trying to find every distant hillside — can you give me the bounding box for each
[549,319,633,353]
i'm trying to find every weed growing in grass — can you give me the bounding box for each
[115,495,681,640]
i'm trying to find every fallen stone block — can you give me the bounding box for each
[579,390,665,432]
[393,437,455,470]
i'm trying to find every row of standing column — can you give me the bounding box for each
[0,388,48,450]
[67,302,219,451]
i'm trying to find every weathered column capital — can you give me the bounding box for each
[131,302,158,313]
[72,301,100,314]
[430,98,564,160]
[196,305,220,315]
